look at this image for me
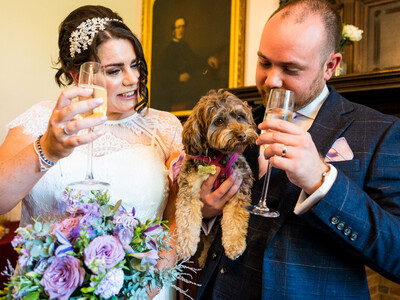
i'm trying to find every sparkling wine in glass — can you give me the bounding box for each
[245,88,294,217]
[67,62,110,191]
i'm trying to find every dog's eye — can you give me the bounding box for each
[236,114,245,121]
[214,118,224,125]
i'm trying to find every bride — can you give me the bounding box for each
[0,5,182,299]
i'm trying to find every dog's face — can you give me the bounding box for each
[183,91,258,155]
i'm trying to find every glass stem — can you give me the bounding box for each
[259,160,272,208]
[85,128,94,180]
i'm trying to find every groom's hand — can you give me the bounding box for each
[200,167,243,218]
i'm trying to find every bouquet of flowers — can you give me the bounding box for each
[0,189,194,300]
[339,24,363,54]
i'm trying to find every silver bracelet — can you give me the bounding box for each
[33,135,55,172]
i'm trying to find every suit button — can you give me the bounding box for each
[330,216,340,225]
[212,252,217,260]
[220,267,227,274]
[343,227,352,236]
[336,222,345,231]
[349,232,359,241]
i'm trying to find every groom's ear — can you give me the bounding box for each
[324,52,342,81]
[70,71,79,86]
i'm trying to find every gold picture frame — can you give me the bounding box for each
[142,0,246,117]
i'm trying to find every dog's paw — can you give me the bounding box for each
[223,237,246,260]
[176,239,198,260]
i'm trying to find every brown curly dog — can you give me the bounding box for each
[176,90,258,266]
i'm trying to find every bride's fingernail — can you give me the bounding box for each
[96,130,104,136]
[95,98,104,104]
[100,116,107,121]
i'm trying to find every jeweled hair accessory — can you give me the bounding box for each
[69,17,122,57]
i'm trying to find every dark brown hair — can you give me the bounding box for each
[54,5,148,112]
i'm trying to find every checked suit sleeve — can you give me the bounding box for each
[305,118,400,283]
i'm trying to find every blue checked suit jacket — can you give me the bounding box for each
[196,86,400,299]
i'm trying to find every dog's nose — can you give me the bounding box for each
[237,133,246,142]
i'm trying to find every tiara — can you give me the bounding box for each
[69,17,122,57]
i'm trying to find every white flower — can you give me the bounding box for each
[94,267,124,298]
[342,24,363,42]
[339,24,363,54]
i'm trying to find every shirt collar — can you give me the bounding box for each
[296,85,329,120]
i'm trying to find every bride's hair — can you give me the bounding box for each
[54,5,148,112]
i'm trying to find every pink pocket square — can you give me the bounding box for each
[324,137,354,162]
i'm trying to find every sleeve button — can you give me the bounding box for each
[349,232,359,241]
[220,267,227,274]
[212,252,217,259]
[330,216,340,225]
[343,227,352,236]
[336,222,345,231]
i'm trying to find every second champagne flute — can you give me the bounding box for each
[245,88,294,217]
[67,61,110,191]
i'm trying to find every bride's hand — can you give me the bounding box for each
[41,87,107,162]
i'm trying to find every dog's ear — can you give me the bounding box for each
[182,100,208,156]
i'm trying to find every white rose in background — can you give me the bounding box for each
[339,24,364,54]
[343,24,363,42]
[335,23,364,76]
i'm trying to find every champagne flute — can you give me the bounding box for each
[67,62,110,191]
[245,88,294,217]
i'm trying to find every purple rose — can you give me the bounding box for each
[84,235,125,270]
[40,255,85,300]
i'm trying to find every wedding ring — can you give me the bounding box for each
[63,126,72,136]
[281,145,288,157]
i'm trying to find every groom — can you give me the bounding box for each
[197,0,400,298]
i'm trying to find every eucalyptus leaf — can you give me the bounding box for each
[32,239,43,247]
[33,222,42,233]
[48,243,55,256]
[25,240,33,250]
[30,245,42,257]
[42,223,51,234]
[100,205,114,216]
[40,247,49,258]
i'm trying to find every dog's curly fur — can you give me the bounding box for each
[176,90,258,265]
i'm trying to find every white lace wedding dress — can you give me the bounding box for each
[7,101,183,300]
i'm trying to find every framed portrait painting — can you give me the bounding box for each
[142,0,245,116]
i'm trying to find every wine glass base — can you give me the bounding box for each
[67,179,110,191]
[245,205,280,218]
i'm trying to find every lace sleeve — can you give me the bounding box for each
[6,101,54,137]
[163,113,183,156]
[148,109,183,158]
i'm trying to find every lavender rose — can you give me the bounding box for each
[40,255,85,300]
[84,235,125,270]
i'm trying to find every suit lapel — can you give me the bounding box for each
[308,87,355,157]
